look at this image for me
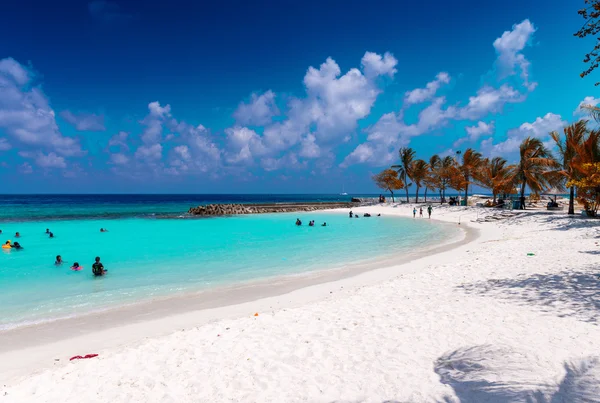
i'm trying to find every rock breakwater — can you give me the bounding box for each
[188,202,356,216]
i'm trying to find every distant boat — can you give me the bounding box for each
[340,185,348,196]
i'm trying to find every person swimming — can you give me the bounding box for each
[321,222,327,227]
[100,228,108,232]
[364,213,371,217]
[295,218,302,226]
[45,229,50,234]
[308,220,315,227]
[92,256,106,276]
[49,232,54,238]
[15,232,20,238]
[2,240,12,249]
[71,262,82,271]
[349,211,353,218]
[55,255,63,265]
[12,242,23,250]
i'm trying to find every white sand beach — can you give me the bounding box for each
[2,205,600,402]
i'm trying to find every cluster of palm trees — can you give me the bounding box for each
[384,119,600,215]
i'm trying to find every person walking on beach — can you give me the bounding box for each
[413,207,417,218]
[427,205,432,219]
[419,207,423,217]
[92,257,107,277]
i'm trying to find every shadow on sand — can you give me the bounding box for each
[458,268,600,324]
[435,345,600,403]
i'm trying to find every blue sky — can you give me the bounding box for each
[0,0,598,193]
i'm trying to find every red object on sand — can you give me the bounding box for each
[70,354,98,361]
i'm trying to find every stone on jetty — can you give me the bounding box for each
[187,202,356,216]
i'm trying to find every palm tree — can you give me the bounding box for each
[458,148,482,206]
[391,147,416,203]
[438,156,455,203]
[410,159,429,203]
[513,137,559,210]
[550,120,588,215]
[580,104,600,123]
[424,155,441,203]
[475,157,515,204]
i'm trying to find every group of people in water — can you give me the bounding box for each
[2,228,109,277]
[349,211,380,218]
[295,219,327,227]
[412,205,434,218]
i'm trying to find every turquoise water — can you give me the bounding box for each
[0,211,457,330]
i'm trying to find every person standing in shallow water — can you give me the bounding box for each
[427,205,432,219]
[419,207,423,217]
[92,257,106,276]
[413,208,417,218]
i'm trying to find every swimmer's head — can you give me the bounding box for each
[95,256,100,262]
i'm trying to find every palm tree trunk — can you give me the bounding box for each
[520,181,526,210]
[404,174,409,203]
[390,191,394,203]
[568,186,575,215]
[415,186,420,203]
[439,189,443,204]
[464,175,469,206]
[424,188,428,202]
[493,192,497,205]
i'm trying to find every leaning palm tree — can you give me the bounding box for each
[550,120,588,214]
[458,148,483,205]
[391,147,416,202]
[410,159,429,203]
[475,157,515,204]
[513,137,560,210]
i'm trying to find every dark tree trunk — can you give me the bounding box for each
[439,189,443,204]
[464,175,469,206]
[568,186,575,215]
[415,186,420,203]
[390,190,394,203]
[424,188,428,202]
[493,192,497,205]
[520,181,526,210]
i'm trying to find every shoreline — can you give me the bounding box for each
[0,206,476,380]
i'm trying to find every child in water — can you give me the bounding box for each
[71,262,82,271]
[92,257,106,276]
[55,255,63,265]
[413,208,417,218]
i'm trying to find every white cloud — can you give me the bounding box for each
[342,17,538,169]
[454,121,495,147]
[575,96,600,117]
[225,126,267,164]
[493,19,537,90]
[233,90,279,126]
[458,85,524,120]
[299,134,320,158]
[0,138,11,151]
[361,51,398,79]
[35,152,67,169]
[224,51,397,170]
[404,72,451,106]
[0,57,84,157]
[482,113,566,156]
[109,153,129,165]
[108,131,129,151]
[135,143,162,161]
[260,153,305,172]
[60,110,106,131]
